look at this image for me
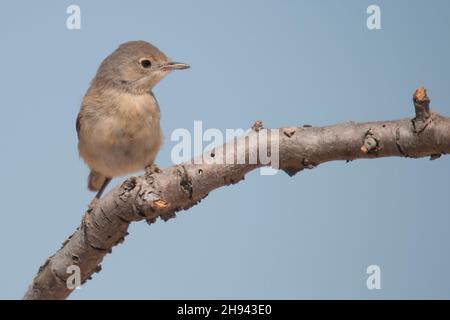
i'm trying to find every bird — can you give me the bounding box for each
[76,41,189,198]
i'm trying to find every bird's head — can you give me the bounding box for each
[93,40,189,94]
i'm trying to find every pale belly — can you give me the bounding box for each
[78,94,163,177]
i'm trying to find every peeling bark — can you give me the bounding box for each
[23,87,450,299]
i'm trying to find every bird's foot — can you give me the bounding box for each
[145,163,162,177]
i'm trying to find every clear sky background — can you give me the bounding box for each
[1,0,449,299]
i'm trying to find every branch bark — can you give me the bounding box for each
[24,87,450,299]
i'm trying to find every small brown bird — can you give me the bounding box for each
[76,41,189,198]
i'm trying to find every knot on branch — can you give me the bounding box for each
[251,120,264,132]
[413,87,432,133]
[361,128,382,155]
[302,158,317,169]
[283,127,296,138]
[178,165,193,199]
[135,182,173,224]
[413,87,431,120]
[119,177,138,202]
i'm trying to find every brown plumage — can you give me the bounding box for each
[76,41,189,198]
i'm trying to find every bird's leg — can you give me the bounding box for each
[95,177,112,199]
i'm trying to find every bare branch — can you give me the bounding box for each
[23,88,450,299]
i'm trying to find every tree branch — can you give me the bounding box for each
[23,87,450,299]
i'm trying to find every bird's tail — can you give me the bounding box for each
[88,170,107,192]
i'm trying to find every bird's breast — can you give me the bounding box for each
[78,90,163,176]
[109,92,162,152]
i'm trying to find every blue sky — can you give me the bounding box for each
[1,0,449,299]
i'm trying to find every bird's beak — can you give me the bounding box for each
[162,61,190,70]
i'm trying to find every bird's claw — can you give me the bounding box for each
[145,163,161,176]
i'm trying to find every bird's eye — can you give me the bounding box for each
[139,59,152,69]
